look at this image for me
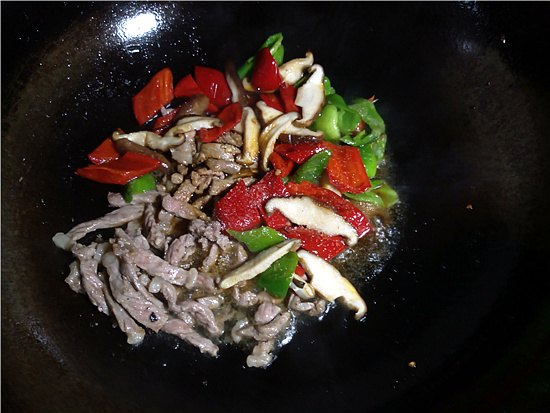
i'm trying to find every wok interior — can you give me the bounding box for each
[2,2,550,412]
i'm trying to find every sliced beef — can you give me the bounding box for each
[161,318,218,357]
[62,205,145,246]
[239,312,291,342]
[246,339,274,368]
[102,252,168,332]
[254,302,281,325]
[189,219,231,251]
[196,142,240,163]
[170,131,197,166]
[205,159,242,175]
[72,243,110,315]
[179,299,222,336]
[107,191,160,208]
[162,194,206,220]
[165,233,196,265]
[102,282,146,345]
[143,203,167,250]
[65,261,84,294]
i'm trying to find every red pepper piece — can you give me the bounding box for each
[279,226,347,261]
[249,171,290,229]
[260,93,285,112]
[199,102,243,143]
[195,66,232,107]
[279,82,300,113]
[76,152,162,185]
[132,67,174,126]
[174,74,219,114]
[251,47,282,92]
[294,264,306,278]
[87,137,120,165]
[274,142,326,164]
[269,152,295,178]
[287,180,371,238]
[153,109,178,134]
[213,180,261,231]
[323,142,371,194]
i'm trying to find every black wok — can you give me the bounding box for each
[2,2,550,412]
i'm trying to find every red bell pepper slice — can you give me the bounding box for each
[153,109,178,134]
[323,142,371,194]
[195,66,232,107]
[251,47,282,92]
[287,180,371,238]
[279,226,347,261]
[249,171,291,229]
[198,102,243,143]
[274,142,326,164]
[279,82,300,113]
[260,93,285,112]
[76,152,162,185]
[132,67,174,126]
[174,73,219,114]
[294,264,306,278]
[213,180,261,231]
[269,152,295,178]
[87,137,120,165]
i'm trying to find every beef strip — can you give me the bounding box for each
[196,142,241,163]
[162,194,206,220]
[161,318,219,357]
[65,261,84,294]
[205,159,242,175]
[288,293,327,317]
[239,312,291,342]
[208,177,237,196]
[172,179,197,202]
[120,260,166,310]
[63,205,145,246]
[189,219,231,251]
[254,302,281,325]
[179,299,222,336]
[170,131,197,166]
[143,203,167,250]
[101,280,146,345]
[246,339,275,368]
[165,233,196,265]
[200,243,220,272]
[107,191,160,208]
[216,131,243,147]
[72,243,110,315]
[102,252,169,332]
[112,228,199,289]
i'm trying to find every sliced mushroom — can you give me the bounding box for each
[297,250,367,320]
[258,111,300,171]
[282,123,324,139]
[164,116,223,139]
[236,106,261,166]
[114,138,171,172]
[112,130,184,152]
[265,196,358,246]
[289,273,316,300]
[294,64,325,127]
[278,51,314,86]
[255,100,283,125]
[219,239,301,289]
[225,60,249,107]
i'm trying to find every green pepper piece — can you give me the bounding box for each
[237,33,284,79]
[370,133,387,161]
[122,173,156,203]
[256,251,299,299]
[292,149,332,185]
[344,190,386,207]
[348,98,386,143]
[227,226,286,253]
[358,144,377,178]
[344,179,398,208]
[323,76,336,96]
[338,109,363,135]
[374,181,399,207]
[310,105,340,143]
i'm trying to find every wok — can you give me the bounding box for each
[2,2,550,412]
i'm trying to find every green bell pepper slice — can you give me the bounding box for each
[122,173,156,203]
[256,251,299,299]
[310,105,340,143]
[323,76,336,96]
[358,144,377,178]
[348,98,386,143]
[344,178,398,208]
[292,149,332,185]
[237,33,284,79]
[227,226,286,253]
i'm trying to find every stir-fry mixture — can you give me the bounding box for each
[53,34,399,368]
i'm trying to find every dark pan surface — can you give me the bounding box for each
[3,2,550,412]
